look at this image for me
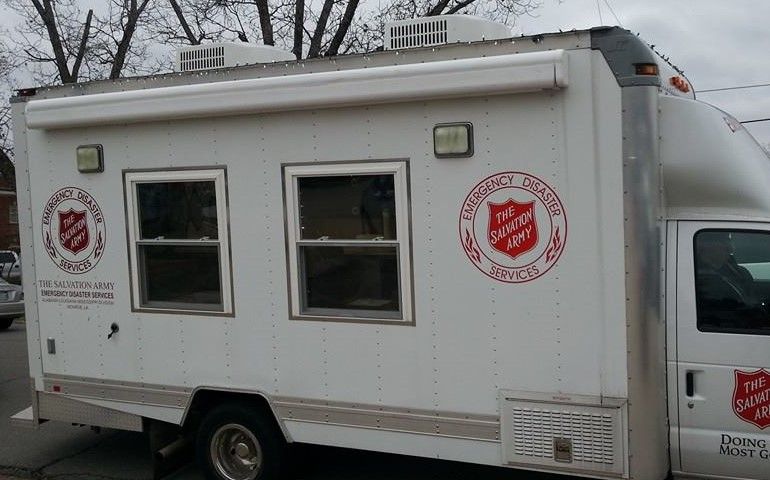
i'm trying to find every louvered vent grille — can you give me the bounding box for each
[512,407,615,464]
[383,15,510,50]
[500,392,626,476]
[388,19,448,50]
[178,46,225,72]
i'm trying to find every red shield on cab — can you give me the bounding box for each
[58,209,90,255]
[733,369,770,429]
[487,199,538,260]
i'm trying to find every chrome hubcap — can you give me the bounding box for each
[210,423,263,480]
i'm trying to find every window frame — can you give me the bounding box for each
[693,228,770,336]
[124,168,233,315]
[283,161,413,324]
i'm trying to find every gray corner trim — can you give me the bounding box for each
[620,86,669,477]
[273,396,500,442]
[590,27,660,88]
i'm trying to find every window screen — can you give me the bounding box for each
[694,229,770,335]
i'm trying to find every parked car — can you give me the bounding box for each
[0,277,23,330]
[0,250,21,284]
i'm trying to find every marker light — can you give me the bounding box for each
[670,76,691,93]
[635,63,659,76]
[434,123,473,158]
[76,145,104,173]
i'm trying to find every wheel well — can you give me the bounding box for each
[182,389,288,441]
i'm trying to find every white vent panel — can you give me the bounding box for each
[389,18,448,50]
[178,45,225,72]
[175,43,295,72]
[500,391,627,476]
[384,15,510,50]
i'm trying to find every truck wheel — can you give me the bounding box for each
[196,402,285,480]
[0,318,12,330]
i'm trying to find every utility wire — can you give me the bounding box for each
[699,82,770,93]
[602,0,622,26]
[741,118,770,124]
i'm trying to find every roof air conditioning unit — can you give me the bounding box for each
[384,15,511,50]
[175,43,295,73]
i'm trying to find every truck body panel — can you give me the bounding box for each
[11,24,770,480]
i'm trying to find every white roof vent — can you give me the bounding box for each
[384,15,511,50]
[175,43,295,72]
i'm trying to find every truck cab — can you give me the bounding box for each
[662,94,770,478]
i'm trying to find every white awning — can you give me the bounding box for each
[26,50,568,130]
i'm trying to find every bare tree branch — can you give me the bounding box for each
[446,0,480,14]
[426,0,452,16]
[31,0,74,82]
[169,0,200,44]
[292,0,305,58]
[71,9,93,80]
[307,0,334,58]
[109,0,152,79]
[255,0,275,45]
[325,0,359,57]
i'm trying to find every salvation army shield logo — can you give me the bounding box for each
[459,172,566,283]
[42,187,106,274]
[487,199,538,260]
[58,209,89,254]
[733,369,770,429]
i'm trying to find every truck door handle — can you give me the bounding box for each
[686,371,695,397]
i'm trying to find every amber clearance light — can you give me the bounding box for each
[635,63,659,76]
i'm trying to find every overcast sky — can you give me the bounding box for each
[2,0,769,145]
[517,0,770,145]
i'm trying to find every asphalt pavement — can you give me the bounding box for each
[0,321,562,480]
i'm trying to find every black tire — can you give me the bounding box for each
[0,318,13,330]
[196,402,286,480]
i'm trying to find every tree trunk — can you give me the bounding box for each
[31,0,73,83]
[292,0,305,59]
[71,9,93,80]
[426,0,451,16]
[325,0,359,57]
[307,0,334,58]
[254,0,275,45]
[169,0,199,44]
[110,0,151,79]
[446,0,479,14]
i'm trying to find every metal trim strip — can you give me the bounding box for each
[40,376,498,442]
[274,396,500,442]
[43,375,191,408]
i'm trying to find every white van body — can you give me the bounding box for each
[10,21,770,480]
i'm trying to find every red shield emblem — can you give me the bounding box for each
[58,209,89,255]
[487,199,538,260]
[733,369,770,429]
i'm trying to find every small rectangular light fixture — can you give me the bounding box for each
[635,63,659,76]
[434,123,473,158]
[76,145,104,173]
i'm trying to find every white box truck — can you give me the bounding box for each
[9,15,770,480]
